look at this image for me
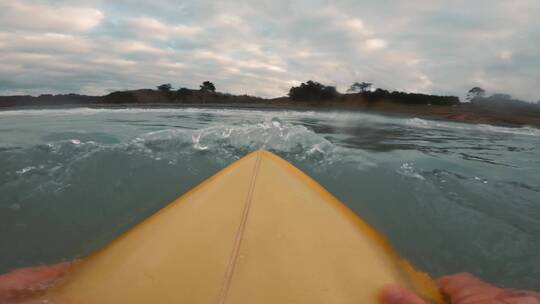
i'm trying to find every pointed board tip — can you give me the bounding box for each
[239,149,443,303]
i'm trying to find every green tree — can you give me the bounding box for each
[177,87,192,99]
[157,83,172,92]
[466,87,486,101]
[200,81,216,93]
[347,82,373,93]
[288,80,339,101]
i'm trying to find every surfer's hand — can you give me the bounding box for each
[381,284,427,304]
[437,273,540,304]
[0,262,71,304]
[381,272,540,304]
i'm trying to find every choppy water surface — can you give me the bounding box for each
[1,107,539,289]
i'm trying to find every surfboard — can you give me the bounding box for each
[38,150,442,303]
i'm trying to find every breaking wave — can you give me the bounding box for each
[405,117,539,136]
[2,116,375,194]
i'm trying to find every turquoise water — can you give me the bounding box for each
[0,107,539,290]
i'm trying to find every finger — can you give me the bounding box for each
[437,272,478,293]
[437,273,501,303]
[437,272,497,294]
[0,262,71,303]
[0,262,71,290]
[380,284,427,304]
[502,296,540,304]
[497,289,540,304]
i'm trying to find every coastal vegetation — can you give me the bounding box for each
[0,81,539,127]
[157,84,173,92]
[467,87,486,101]
[199,81,216,93]
[288,81,338,101]
[286,80,459,106]
[347,82,373,93]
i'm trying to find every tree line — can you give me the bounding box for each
[287,81,537,109]
[157,81,216,95]
[288,80,459,106]
[153,80,537,110]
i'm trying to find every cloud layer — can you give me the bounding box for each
[1,0,539,101]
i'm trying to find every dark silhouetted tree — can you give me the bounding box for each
[157,83,172,92]
[200,81,216,93]
[356,88,459,106]
[288,80,339,101]
[347,82,373,93]
[177,87,192,99]
[321,86,338,99]
[467,87,486,101]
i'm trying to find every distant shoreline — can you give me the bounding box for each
[1,89,539,128]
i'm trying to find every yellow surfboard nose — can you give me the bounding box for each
[39,150,442,304]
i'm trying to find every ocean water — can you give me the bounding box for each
[0,107,539,290]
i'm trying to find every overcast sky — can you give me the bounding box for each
[1,0,539,100]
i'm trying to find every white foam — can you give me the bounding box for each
[1,107,537,137]
[125,116,374,170]
[397,163,425,180]
[16,166,36,175]
[136,118,334,156]
[0,106,401,124]
[405,117,539,136]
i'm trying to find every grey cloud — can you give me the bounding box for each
[0,2,104,32]
[0,0,539,101]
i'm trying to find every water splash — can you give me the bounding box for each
[406,117,539,136]
[397,162,425,180]
[132,117,348,165]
